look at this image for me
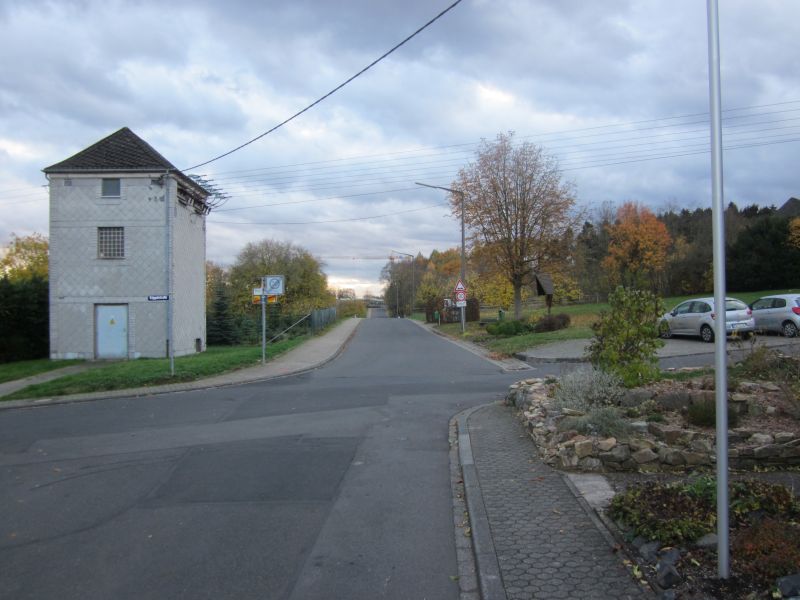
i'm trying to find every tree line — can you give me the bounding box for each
[381,132,799,318]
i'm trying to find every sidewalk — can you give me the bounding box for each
[457,402,650,600]
[0,317,362,410]
[515,334,799,363]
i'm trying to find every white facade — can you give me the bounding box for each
[48,172,207,359]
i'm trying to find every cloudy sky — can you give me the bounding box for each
[1,0,797,295]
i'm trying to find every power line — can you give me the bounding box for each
[211,201,448,225]
[183,0,463,171]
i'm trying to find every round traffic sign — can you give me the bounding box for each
[455,290,466,302]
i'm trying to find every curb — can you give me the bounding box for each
[0,319,361,411]
[451,404,508,600]
[512,351,587,364]
[410,320,531,373]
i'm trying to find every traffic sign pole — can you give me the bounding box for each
[261,276,267,365]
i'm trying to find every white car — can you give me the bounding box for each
[660,297,754,342]
[750,294,800,337]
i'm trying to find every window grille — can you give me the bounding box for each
[98,227,124,259]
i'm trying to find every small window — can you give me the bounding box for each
[101,178,121,197]
[774,298,786,308]
[98,227,124,259]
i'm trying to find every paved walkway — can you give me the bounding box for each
[0,317,362,409]
[516,334,799,362]
[466,403,649,600]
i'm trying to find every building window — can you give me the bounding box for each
[101,178,121,197]
[98,227,124,259]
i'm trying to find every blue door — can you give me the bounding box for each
[96,305,128,358]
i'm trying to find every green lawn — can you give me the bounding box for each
[2,338,306,401]
[0,358,84,384]
[437,288,799,357]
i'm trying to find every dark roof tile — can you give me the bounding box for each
[44,127,176,173]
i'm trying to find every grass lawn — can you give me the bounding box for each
[0,358,84,384]
[2,337,307,401]
[437,288,799,357]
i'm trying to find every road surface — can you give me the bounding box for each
[0,312,523,600]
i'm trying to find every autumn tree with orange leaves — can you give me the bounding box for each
[603,202,671,290]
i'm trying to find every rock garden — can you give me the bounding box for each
[505,345,800,599]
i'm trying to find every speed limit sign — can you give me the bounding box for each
[455,290,466,302]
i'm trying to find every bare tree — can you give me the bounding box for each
[451,132,578,318]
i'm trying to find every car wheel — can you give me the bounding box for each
[700,324,714,343]
[659,320,672,339]
[783,321,798,338]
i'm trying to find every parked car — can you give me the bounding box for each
[749,294,800,337]
[659,297,754,342]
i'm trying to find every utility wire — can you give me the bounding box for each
[183,0,463,171]
[212,202,449,225]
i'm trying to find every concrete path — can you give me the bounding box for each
[461,402,650,600]
[0,363,95,399]
[0,317,362,409]
[515,334,799,363]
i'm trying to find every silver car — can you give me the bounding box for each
[660,297,755,342]
[750,294,800,337]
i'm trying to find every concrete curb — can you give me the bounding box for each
[410,319,532,373]
[452,404,508,600]
[0,318,361,411]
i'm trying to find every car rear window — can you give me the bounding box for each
[725,300,747,311]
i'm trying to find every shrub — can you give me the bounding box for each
[553,368,625,411]
[486,319,529,336]
[559,407,631,438]
[533,313,571,333]
[586,286,665,387]
[733,519,800,583]
[610,477,800,547]
[687,399,739,428]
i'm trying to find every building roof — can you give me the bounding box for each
[44,127,178,173]
[43,127,208,206]
[777,197,800,218]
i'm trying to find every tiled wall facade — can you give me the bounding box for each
[49,173,206,359]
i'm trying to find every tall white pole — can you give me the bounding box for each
[165,170,175,376]
[460,191,466,333]
[707,0,729,579]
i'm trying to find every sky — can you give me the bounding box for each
[1,0,798,296]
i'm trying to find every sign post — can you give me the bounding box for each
[255,276,286,365]
[454,279,467,333]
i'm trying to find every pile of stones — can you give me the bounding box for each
[506,378,800,473]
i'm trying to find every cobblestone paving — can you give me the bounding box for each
[469,403,650,600]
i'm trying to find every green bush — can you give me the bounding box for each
[533,313,571,333]
[686,399,739,428]
[554,368,624,411]
[586,286,665,387]
[0,275,49,362]
[486,319,529,336]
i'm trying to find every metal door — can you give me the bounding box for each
[96,305,128,358]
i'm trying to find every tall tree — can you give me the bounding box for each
[229,240,332,314]
[451,132,577,318]
[0,233,49,281]
[603,202,671,290]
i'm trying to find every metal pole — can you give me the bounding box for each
[707,0,729,579]
[414,182,468,331]
[261,276,267,365]
[460,191,466,333]
[165,170,175,376]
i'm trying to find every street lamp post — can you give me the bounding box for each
[392,250,415,318]
[415,182,466,333]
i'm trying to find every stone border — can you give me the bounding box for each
[506,378,800,473]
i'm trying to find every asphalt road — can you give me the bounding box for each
[0,312,523,600]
